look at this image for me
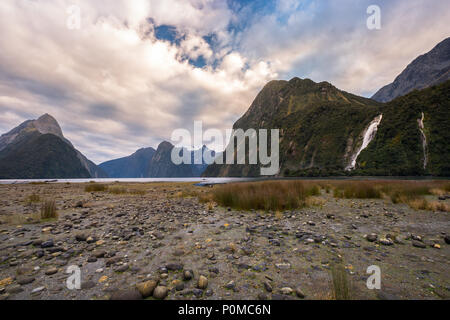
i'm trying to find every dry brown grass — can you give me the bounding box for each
[40,199,58,220]
[331,263,351,300]
[25,193,40,204]
[327,180,449,212]
[84,183,108,192]
[211,181,321,211]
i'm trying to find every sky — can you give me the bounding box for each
[0,0,449,164]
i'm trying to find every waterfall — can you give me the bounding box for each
[418,112,428,170]
[346,114,383,171]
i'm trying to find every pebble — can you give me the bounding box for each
[379,238,394,246]
[296,287,306,299]
[198,275,208,289]
[263,281,273,292]
[444,235,450,245]
[412,241,426,249]
[45,267,58,275]
[17,277,35,285]
[153,286,168,299]
[110,288,142,300]
[366,234,378,242]
[183,270,193,281]
[31,286,45,294]
[136,280,158,298]
[280,287,293,295]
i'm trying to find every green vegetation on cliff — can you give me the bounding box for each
[357,80,450,176]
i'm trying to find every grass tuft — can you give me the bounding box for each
[211,181,321,211]
[84,183,108,192]
[40,200,58,220]
[331,264,351,300]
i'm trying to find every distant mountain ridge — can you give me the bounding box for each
[0,114,107,179]
[99,147,156,178]
[100,142,214,178]
[372,37,450,102]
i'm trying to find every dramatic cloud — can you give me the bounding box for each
[0,0,448,163]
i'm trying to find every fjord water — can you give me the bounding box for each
[0,177,257,185]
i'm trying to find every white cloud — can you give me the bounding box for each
[0,0,448,164]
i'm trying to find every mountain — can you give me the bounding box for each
[203,78,383,177]
[0,114,107,179]
[147,141,213,178]
[372,37,450,102]
[99,147,156,178]
[357,80,450,176]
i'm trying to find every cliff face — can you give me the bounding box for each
[203,78,383,177]
[372,37,450,102]
[0,114,107,179]
[358,80,450,176]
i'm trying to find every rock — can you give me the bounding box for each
[366,234,378,242]
[166,263,183,271]
[110,288,142,300]
[263,281,273,292]
[81,281,96,290]
[275,263,291,270]
[17,276,35,285]
[87,257,98,263]
[41,240,54,248]
[379,238,394,246]
[115,264,129,273]
[136,280,158,298]
[183,270,193,281]
[75,234,87,242]
[295,287,306,299]
[175,282,185,291]
[75,201,84,208]
[93,250,106,258]
[153,286,168,300]
[258,293,269,300]
[198,275,208,289]
[377,291,401,300]
[412,241,426,249]
[205,289,214,297]
[31,286,45,294]
[45,267,58,275]
[444,235,450,245]
[225,281,236,290]
[280,287,293,295]
[193,289,203,297]
[6,285,23,294]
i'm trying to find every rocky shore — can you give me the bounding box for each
[0,182,449,300]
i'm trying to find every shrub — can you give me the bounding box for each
[84,184,108,192]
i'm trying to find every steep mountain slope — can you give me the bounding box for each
[99,147,156,178]
[203,78,383,177]
[358,80,450,176]
[0,131,91,179]
[148,142,213,178]
[0,114,107,179]
[372,37,450,102]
